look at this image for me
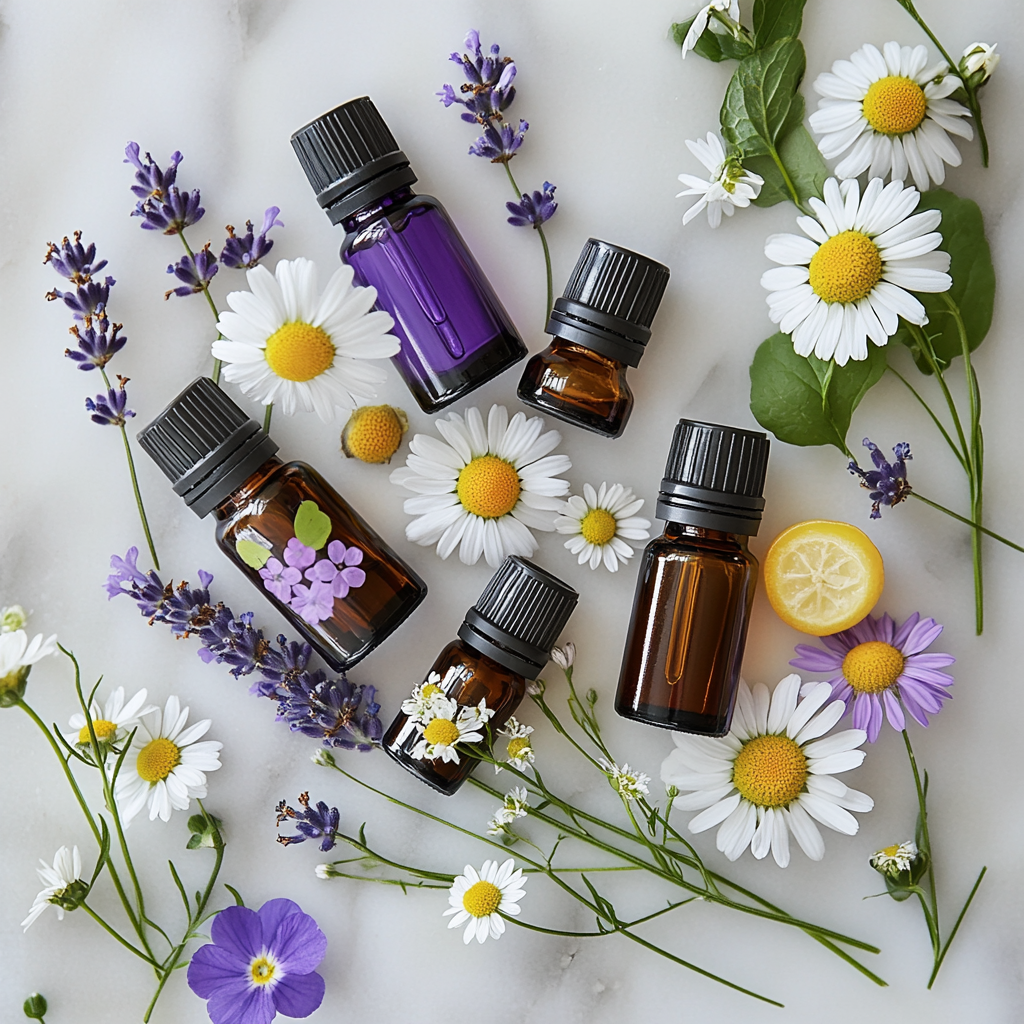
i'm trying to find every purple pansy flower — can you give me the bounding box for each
[290,580,335,625]
[259,558,302,603]
[506,182,558,228]
[187,898,326,1024]
[283,538,316,572]
[848,438,913,519]
[790,611,955,743]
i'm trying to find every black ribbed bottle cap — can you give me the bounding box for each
[546,238,670,368]
[137,377,279,519]
[656,420,770,536]
[457,556,578,678]
[291,96,418,225]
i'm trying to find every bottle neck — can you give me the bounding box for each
[548,335,627,371]
[341,186,416,231]
[661,521,742,545]
[211,456,284,520]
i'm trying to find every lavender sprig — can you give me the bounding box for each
[106,548,383,751]
[45,236,159,569]
[439,30,556,321]
[276,793,340,852]
[220,207,283,269]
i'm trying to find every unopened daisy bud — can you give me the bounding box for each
[341,404,409,464]
[551,642,575,671]
[870,840,920,880]
[959,42,999,86]
[23,993,48,1020]
[526,678,544,697]
[1,605,27,633]
[315,863,334,879]
[311,748,336,768]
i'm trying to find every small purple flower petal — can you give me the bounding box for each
[506,181,558,228]
[284,538,316,571]
[342,546,363,568]
[848,438,912,518]
[326,539,346,564]
[290,580,335,625]
[306,558,339,584]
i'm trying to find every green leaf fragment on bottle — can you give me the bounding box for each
[235,538,272,569]
[293,500,331,551]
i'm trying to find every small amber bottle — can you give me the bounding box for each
[517,238,670,438]
[138,377,427,671]
[616,420,770,735]
[383,555,577,795]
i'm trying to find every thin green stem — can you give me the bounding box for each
[80,903,160,967]
[928,866,987,988]
[503,162,553,325]
[910,493,1024,553]
[179,232,224,384]
[768,145,809,214]
[902,730,939,944]
[885,365,967,471]
[263,403,273,433]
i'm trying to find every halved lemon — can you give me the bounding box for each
[763,520,884,636]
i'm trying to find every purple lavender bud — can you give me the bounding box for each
[124,142,181,199]
[46,277,114,322]
[44,232,108,285]
[848,438,913,519]
[506,181,558,228]
[164,243,219,298]
[219,206,283,269]
[468,120,528,162]
[275,792,340,852]
[439,30,517,125]
[85,376,134,426]
[65,323,127,371]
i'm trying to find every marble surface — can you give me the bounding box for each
[2,0,1022,1021]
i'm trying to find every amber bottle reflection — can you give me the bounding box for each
[383,640,526,795]
[213,458,427,671]
[616,524,758,735]
[517,339,634,437]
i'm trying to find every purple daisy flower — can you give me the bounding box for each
[260,558,302,603]
[187,898,326,1024]
[790,612,955,743]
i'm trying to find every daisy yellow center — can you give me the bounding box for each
[842,640,905,694]
[863,75,928,135]
[264,322,335,382]
[880,844,901,858]
[507,736,531,759]
[250,956,276,985]
[580,508,617,546]
[136,737,181,783]
[78,719,117,744]
[456,456,521,519]
[462,880,502,917]
[423,718,460,746]
[808,231,883,304]
[732,735,807,808]
[345,406,405,463]
[421,683,442,699]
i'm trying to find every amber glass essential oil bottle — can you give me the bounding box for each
[517,238,670,438]
[138,377,427,671]
[383,556,577,795]
[615,420,769,735]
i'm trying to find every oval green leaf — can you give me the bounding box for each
[293,500,331,551]
[236,538,272,569]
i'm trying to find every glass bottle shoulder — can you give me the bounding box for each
[341,192,446,255]
[646,526,758,567]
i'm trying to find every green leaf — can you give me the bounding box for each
[749,333,887,451]
[722,39,806,158]
[224,883,246,907]
[891,188,994,374]
[747,122,828,206]
[235,538,271,569]
[670,16,754,62]
[752,0,807,49]
[293,500,331,550]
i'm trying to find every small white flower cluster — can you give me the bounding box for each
[400,672,451,722]
[600,759,651,801]
[494,718,535,773]
[486,786,530,835]
[401,675,494,765]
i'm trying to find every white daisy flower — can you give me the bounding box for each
[390,405,571,568]
[761,176,951,365]
[487,786,531,834]
[63,686,156,749]
[21,845,84,931]
[960,42,999,85]
[680,0,741,59]
[212,257,400,422]
[399,672,452,724]
[0,628,58,700]
[494,718,535,773]
[444,858,528,944]
[871,840,920,878]
[114,696,223,824]
[677,132,764,228]
[808,41,972,190]
[662,675,874,867]
[555,482,651,572]
[411,700,493,765]
[600,759,651,801]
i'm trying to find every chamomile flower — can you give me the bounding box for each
[761,176,951,365]
[444,858,527,944]
[555,482,651,572]
[871,840,919,879]
[600,759,651,801]
[494,718,535,773]
[63,686,156,749]
[0,628,58,704]
[212,258,399,422]
[808,42,972,190]
[21,846,86,931]
[411,700,493,765]
[680,0,741,59]
[114,696,222,824]
[661,675,874,867]
[677,132,764,228]
[400,672,452,723]
[487,786,530,834]
[390,405,571,568]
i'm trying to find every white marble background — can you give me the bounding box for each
[1,0,1022,1021]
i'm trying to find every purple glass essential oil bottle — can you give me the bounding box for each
[291,97,527,413]
[138,378,427,672]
